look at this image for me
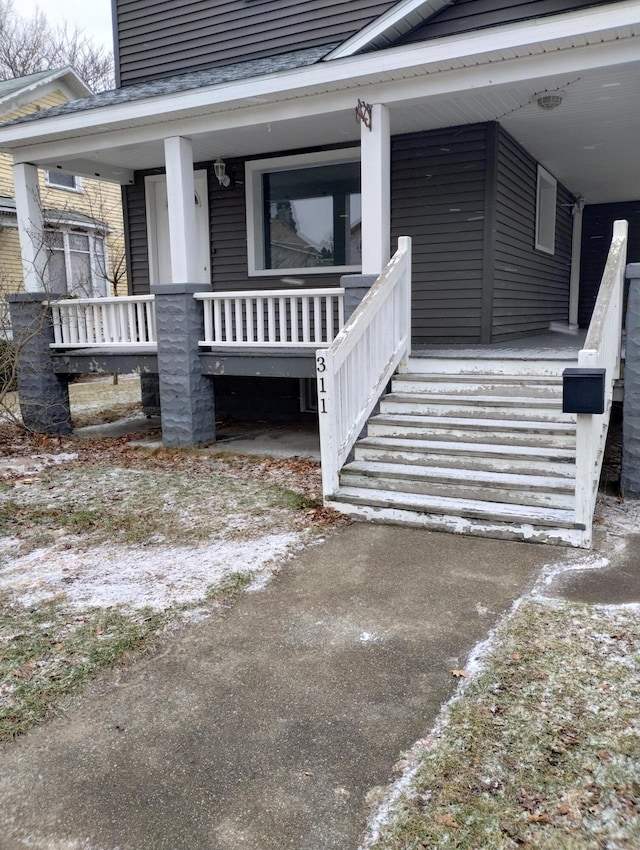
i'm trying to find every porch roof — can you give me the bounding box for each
[0,1,638,204]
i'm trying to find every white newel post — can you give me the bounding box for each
[163,136,199,283]
[13,162,47,292]
[360,103,390,275]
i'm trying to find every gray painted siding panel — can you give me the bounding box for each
[492,127,573,342]
[115,0,396,85]
[123,179,150,296]
[391,126,488,345]
[579,201,640,327]
[396,0,621,45]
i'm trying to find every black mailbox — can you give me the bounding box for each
[562,368,606,414]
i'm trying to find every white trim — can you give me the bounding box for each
[325,0,453,60]
[245,148,361,277]
[361,104,390,274]
[0,1,638,156]
[14,162,47,292]
[0,68,90,115]
[535,165,557,256]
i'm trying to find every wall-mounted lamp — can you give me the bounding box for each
[536,93,563,111]
[214,159,230,187]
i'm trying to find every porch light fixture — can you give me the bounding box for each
[536,93,563,111]
[214,159,230,187]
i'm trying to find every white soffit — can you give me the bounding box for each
[325,0,454,59]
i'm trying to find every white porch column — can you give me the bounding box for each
[360,103,391,275]
[163,136,199,283]
[569,196,584,328]
[13,162,46,292]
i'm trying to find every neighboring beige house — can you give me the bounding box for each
[0,68,125,299]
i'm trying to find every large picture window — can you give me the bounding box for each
[246,150,361,276]
[46,229,108,297]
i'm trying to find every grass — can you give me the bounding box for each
[369,599,640,850]
[0,462,323,553]
[0,593,168,741]
[0,570,267,742]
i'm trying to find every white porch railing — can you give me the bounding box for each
[51,295,157,348]
[194,288,344,347]
[575,219,628,545]
[316,237,412,498]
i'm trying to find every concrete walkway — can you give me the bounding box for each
[0,525,566,850]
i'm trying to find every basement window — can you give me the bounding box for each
[245,149,362,276]
[535,165,557,255]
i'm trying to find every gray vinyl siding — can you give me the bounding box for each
[391,126,488,345]
[123,178,150,296]
[579,201,640,328]
[113,0,396,86]
[491,127,573,342]
[396,0,622,45]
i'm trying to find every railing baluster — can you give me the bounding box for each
[246,298,255,343]
[223,298,232,343]
[302,297,310,343]
[234,298,244,343]
[278,297,287,343]
[267,298,276,343]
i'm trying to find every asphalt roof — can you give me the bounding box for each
[3,45,338,128]
[0,70,60,100]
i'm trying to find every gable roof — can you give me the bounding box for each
[324,0,454,59]
[0,67,92,116]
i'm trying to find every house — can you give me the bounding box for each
[0,68,126,303]
[0,0,639,548]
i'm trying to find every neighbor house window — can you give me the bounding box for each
[535,165,557,255]
[246,149,362,275]
[46,170,82,192]
[46,229,108,297]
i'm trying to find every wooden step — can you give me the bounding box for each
[354,436,576,477]
[340,461,575,510]
[392,374,563,398]
[368,414,576,447]
[326,491,586,547]
[380,392,573,422]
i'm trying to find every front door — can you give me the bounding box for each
[146,171,210,285]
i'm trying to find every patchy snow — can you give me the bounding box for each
[0,452,78,477]
[359,494,640,850]
[0,532,305,611]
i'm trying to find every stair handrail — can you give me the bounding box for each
[316,236,412,498]
[575,219,628,544]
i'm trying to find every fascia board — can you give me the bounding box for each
[0,0,638,149]
[325,0,454,59]
[0,69,91,115]
[13,36,639,171]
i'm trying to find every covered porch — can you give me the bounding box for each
[2,2,639,546]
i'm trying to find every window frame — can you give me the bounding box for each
[245,148,362,277]
[45,170,83,193]
[535,165,557,256]
[46,227,109,297]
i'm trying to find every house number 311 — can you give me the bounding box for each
[316,356,327,414]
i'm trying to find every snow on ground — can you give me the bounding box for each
[0,532,305,611]
[359,494,640,850]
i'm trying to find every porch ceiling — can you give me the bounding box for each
[2,3,639,204]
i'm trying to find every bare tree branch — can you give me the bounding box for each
[0,0,114,92]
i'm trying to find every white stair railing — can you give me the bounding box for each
[194,288,344,347]
[51,295,156,348]
[575,219,628,545]
[316,237,412,498]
